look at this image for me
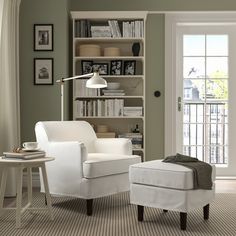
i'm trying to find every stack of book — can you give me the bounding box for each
[75,20,91,38]
[75,99,124,117]
[122,20,144,38]
[3,151,45,160]
[118,133,143,149]
[123,107,143,117]
[103,89,125,96]
[91,26,112,38]
[108,20,121,38]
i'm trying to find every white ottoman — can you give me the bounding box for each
[129,160,215,230]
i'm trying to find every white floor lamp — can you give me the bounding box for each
[56,72,107,121]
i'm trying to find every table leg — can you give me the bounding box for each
[0,169,8,216]
[16,167,23,228]
[41,163,53,220]
[27,168,32,206]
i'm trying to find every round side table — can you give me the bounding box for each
[0,157,54,228]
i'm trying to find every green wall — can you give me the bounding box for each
[70,0,236,11]
[20,0,236,161]
[19,0,70,142]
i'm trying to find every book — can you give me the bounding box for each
[3,151,45,160]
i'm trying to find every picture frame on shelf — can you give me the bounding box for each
[34,58,53,85]
[34,24,53,51]
[124,60,136,75]
[81,60,93,74]
[92,63,109,75]
[110,60,122,75]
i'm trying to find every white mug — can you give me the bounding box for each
[23,142,38,150]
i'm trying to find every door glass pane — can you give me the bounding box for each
[206,79,228,100]
[206,145,227,164]
[207,57,228,78]
[206,35,228,56]
[206,124,226,146]
[184,35,205,56]
[183,124,190,145]
[184,57,205,78]
[183,79,205,100]
[205,103,228,123]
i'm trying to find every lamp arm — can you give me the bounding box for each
[56,73,94,83]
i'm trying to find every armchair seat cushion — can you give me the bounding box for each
[83,153,141,179]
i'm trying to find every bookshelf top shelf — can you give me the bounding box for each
[74,37,144,43]
[74,56,144,61]
[71,11,148,20]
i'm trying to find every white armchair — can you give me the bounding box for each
[35,121,141,215]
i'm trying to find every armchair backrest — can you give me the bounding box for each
[35,121,97,152]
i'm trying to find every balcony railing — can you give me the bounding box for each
[183,102,228,164]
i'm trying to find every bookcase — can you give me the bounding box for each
[71,11,147,161]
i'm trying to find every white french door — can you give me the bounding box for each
[176,25,236,176]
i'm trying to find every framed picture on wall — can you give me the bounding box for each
[34,58,53,85]
[34,24,53,51]
[124,60,136,75]
[110,60,122,75]
[92,63,109,75]
[81,60,93,74]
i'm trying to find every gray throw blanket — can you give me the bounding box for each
[162,153,213,190]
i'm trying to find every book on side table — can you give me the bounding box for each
[3,151,45,160]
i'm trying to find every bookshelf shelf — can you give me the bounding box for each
[75,116,144,119]
[75,96,144,99]
[71,11,147,160]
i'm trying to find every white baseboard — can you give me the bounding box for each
[216,176,236,180]
[23,171,40,188]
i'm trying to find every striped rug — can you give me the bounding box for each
[0,192,235,236]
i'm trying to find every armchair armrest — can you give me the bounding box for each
[94,138,132,155]
[40,141,87,196]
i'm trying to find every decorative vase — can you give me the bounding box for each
[132,42,140,56]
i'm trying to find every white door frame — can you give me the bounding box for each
[165,12,236,177]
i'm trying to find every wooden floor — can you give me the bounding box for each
[215,179,236,193]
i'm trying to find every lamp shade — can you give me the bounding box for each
[86,72,107,88]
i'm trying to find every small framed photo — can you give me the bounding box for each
[34,24,53,51]
[110,60,122,75]
[124,60,136,75]
[34,58,53,85]
[81,60,93,74]
[92,63,109,75]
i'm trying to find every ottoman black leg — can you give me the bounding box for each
[138,205,144,221]
[203,204,209,220]
[180,212,187,230]
[163,209,168,213]
[86,199,93,216]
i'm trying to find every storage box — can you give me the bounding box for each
[78,44,101,56]
[104,47,121,56]
[96,132,116,138]
[97,125,109,133]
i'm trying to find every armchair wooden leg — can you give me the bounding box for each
[45,194,47,205]
[138,205,144,221]
[203,204,209,220]
[86,199,93,216]
[180,212,187,230]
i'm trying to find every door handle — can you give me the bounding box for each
[178,97,182,112]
